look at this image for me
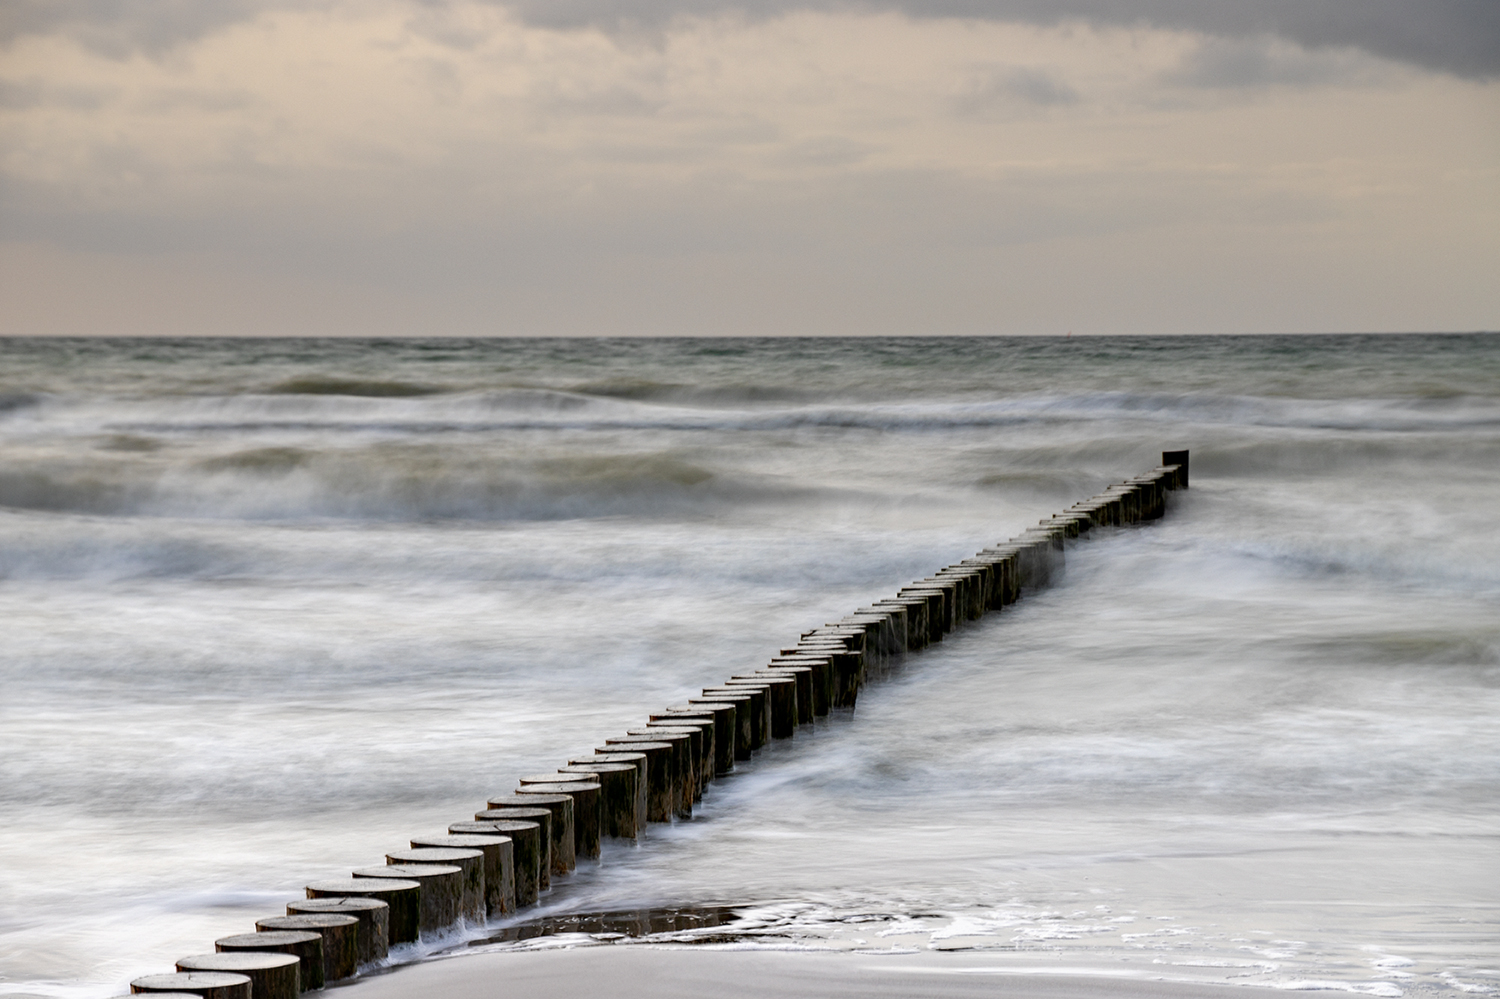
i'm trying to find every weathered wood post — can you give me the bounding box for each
[471,808,552,890]
[918,574,969,621]
[390,845,489,921]
[758,665,815,723]
[573,752,648,834]
[703,684,766,747]
[791,643,864,702]
[1162,449,1189,489]
[351,864,463,937]
[558,762,640,839]
[931,568,985,619]
[721,676,783,736]
[899,585,953,636]
[767,657,831,714]
[517,778,602,861]
[807,625,866,654]
[256,914,359,983]
[689,693,753,760]
[286,897,388,965]
[623,729,695,816]
[174,954,298,999]
[961,553,1013,609]
[489,793,574,874]
[646,715,716,790]
[726,674,798,737]
[665,702,737,774]
[783,647,858,708]
[843,610,904,658]
[131,973,251,997]
[597,740,675,822]
[304,878,418,946]
[448,821,538,907]
[870,597,927,650]
[213,931,322,991]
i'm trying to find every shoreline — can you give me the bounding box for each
[334,945,1265,999]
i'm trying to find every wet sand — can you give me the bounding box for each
[337,947,1261,999]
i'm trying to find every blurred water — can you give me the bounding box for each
[0,335,1497,997]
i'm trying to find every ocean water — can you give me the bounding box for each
[0,335,1496,998]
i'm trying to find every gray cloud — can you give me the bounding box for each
[1163,36,1370,89]
[957,66,1079,113]
[0,79,116,110]
[501,0,1500,80]
[3,0,1494,79]
[0,1,290,58]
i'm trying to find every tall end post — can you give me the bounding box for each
[1162,449,1189,489]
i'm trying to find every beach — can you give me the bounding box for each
[0,335,1497,997]
[336,946,1255,999]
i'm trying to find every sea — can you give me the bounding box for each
[1,335,1496,998]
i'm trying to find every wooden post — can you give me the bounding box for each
[666,702,737,774]
[899,585,953,636]
[214,931,322,992]
[174,954,298,999]
[256,914,359,983]
[304,878,418,946]
[597,740,675,822]
[766,657,831,715]
[286,897,388,965]
[646,716,716,792]
[725,675,799,736]
[757,666,814,723]
[790,646,863,702]
[131,973,250,998]
[515,784,597,862]
[472,808,552,890]
[558,762,639,839]
[623,729,695,816]
[703,685,765,748]
[726,674,798,735]
[391,845,489,922]
[518,777,602,860]
[449,820,539,907]
[573,752,648,834]
[352,864,463,937]
[689,693,753,760]
[869,597,927,650]
[489,794,573,874]
[1162,449,1189,488]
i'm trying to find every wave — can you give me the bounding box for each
[90,391,1500,436]
[266,376,444,397]
[569,379,813,406]
[9,382,1500,440]
[0,391,41,414]
[0,448,812,522]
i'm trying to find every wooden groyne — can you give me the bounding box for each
[127,451,1189,996]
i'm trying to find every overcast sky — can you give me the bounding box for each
[2,0,1497,336]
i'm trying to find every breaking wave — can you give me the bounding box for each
[0,448,807,521]
[265,376,445,397]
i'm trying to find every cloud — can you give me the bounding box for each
[498,0,1500,80]
[1,3,1496,336]
[2,0,1497,79]
[1163,36,1378,89]
[0,0,290,58]
[957,66,1079,113]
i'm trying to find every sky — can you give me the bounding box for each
[1,0,1497,336]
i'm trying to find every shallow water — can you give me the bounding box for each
[1,335,1497,997]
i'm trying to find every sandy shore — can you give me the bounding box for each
[335,946,1260,999]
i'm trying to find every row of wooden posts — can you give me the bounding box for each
[125,452,1190,999]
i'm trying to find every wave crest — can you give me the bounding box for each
[0,448,784,522]
[267,376,443,397]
